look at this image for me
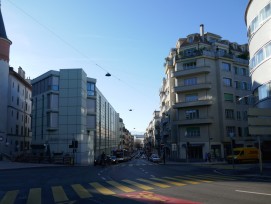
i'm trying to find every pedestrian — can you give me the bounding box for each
[101,152,106,165]
[207,152,211,162]
[205,152,208,162]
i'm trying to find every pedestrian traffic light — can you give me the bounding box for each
[74,140,78,148]
[71,140,78,149]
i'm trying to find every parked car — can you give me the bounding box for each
[149,154,160,163]
[227,147,259,164]
[94,155,102,166]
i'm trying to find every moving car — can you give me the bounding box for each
[149,154,161,163]
[110,155,118,164]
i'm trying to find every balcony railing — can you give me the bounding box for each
[173,99,213,108]
[173,83,212,93]
[173,117,214,125]
[173,66,211,78]
[174,50,248,66]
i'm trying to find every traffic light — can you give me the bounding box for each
[70,140,78,149]
[74,140,78,148]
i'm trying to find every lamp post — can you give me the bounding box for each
[229,132,235,169]
[258,136,263,175]
[0,134,3,160]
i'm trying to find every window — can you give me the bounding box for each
[243,111,248,121]
[47,112,58,128]
[234,67,238,74]
[248,2,271,40]
[266,42,271,58]
[224,93,233,102]
[236,111,241,120]
[87,98,96,113]
[234,81,240,89]
[185,110,199,119]
[259,84,269,100]
[226,126,235,136]
[241,68,247,76]
[17,84,20,92]
[184,48,196,56]
[225,109,234,119]
[47,94,59,110]
[223,78,232,86]
[87,82,95,96]
[244,127,249,137]
[17,97,19,106]
[222,62,231,72]
[185,127,200,137]
[185,94,198,102]
[183,61,196,70]
[184,78,197,86]
[241,82,247,90]
[250,41,271,71]
[238,127,242,137]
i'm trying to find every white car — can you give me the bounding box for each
[149,154,161,163]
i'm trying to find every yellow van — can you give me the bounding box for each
[227,147,259,163]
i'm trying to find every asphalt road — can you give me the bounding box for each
[0,158,271,204]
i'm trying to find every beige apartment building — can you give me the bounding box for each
[160,25,253,161]
[0,6,32,159]
[245,0,271,160]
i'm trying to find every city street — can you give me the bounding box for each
[0,157,271,204]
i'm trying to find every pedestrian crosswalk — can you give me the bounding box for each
[0,174,246,204]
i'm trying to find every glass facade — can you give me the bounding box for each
[247,2,271,40]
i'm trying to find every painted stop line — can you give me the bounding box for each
[117,191,201,204]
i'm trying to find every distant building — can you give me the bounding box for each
[0,6,32,158]
[31,69,120,165]
[160,25,252,161]
[145,110,160,155]
[245,0,271,160]
[133,134,144,149]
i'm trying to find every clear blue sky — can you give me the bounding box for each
[3,0,249,134]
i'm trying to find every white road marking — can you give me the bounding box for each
[236,190,271,196]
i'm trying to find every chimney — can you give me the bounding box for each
[200,24,204,41]
[18,66,25,79]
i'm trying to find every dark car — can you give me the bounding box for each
[110,155,118,164]
[94,154,109,166]
[94,155,102,166]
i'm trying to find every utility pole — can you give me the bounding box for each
[258,136,263,175]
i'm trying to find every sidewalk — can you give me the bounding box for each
[161,160,271,178]
[0,160,65,170]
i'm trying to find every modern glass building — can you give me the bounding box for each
[31,69,120,165]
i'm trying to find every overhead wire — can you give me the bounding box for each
[5,0,129,83]
[6,0,160,132]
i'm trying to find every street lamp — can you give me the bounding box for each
[258,136,263,175]
[229,132,235,169]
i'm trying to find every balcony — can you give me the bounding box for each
[173,66,211,78]
[174,117,214,125]
[175,50,248,66]
[173,99,213,108]
[173,83,212,93]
